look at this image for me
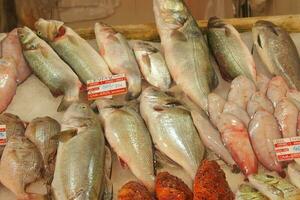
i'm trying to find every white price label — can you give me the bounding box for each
[274,136,300,161]
[0,125,7,146]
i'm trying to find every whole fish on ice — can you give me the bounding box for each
[207,17,256,82]
[140,87,205,178]
[133,41,171,90]
[153,0,218,111]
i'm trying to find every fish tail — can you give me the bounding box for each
[57,95,78,112]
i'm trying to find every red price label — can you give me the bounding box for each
[87,74,127,100]
[274,136,300,161]
[0,125,7,146]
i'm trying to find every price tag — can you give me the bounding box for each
[0,125,7,146]
[274,136,300,161]
[87,74,127,100]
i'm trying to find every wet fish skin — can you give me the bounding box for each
[0,113,25,155]
[248,110,283,173]
[2,28,31,83]
[191,109,236,167]
[25,117,61,184]
[253,20,300,90]
[140,87,205,178]
[288,163,300,189]
[256,73,270,95]
[247,92,274,118]
[133,41,171,90]
[0,58,17,113]
[153,0,218,112]
[216,113,258,176]
[274,98,298,138]
[100,104,155,191]
[0,136,44,199]
[35,19,112,84]
[235,184,268,200]
[249,173,300,200]
[228,75,256,110]
[287,89,300,110]
[223,101,250,126]
[266,76,289,108]
[18,27,82,111]
[208,93,226,127]
[52,103,105,200]
[95,23,142,99]
[207,17,256,82]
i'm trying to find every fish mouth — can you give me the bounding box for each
[35,18,65,41]
[208,17,226,28]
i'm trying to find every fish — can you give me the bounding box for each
[207,17,256,82]
[25,117,61,185]
[216,113,258,176]
[51,103,105,200]
[133,41,171,90]
[153,0,218,112]
[227,75,256,110]
[0,58,17,113]
[191,110,236,167]
[288,163,300,189]
[94,23,142,99]
[247,92,274,118]
[208,93,226,127]
[235,184,268,200]
[287,89,300,110]
[248,110,283,174]
[0,113,25,155]
[35,19,112,84]
[99,103,155,191]
[0,136,44,200]
[256,73,270,95]
[266,76,289,108]
[2,28,31,83]
[18,27,82,111]
[223,101,250,126]
[140,87,205,178]
[274,98,298,138]
[252,20,300,90]
[249,173,300,200]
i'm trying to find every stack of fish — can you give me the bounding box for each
[1,0,300,199]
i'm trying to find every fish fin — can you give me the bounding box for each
[52,129,77,143]
[119,157,129,169]
[153,105,164,112]
[154,150,180,170]
[257,34,263,49]
[141,54,152,72]
[271,26,280,36]
[170,30,187,41]
[98,43,106,56]
[49,89,63,98]
[224,26,232,37]
[57,96,77,112]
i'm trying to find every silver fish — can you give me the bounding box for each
[153,0,218,112]
[99,103,155,191]
[35,19,112,84]
[253,20,300,90]
[18,27,82,111]
[95,23,142,99]
[248,110,283,174]
[228,75,256,110]
[140,87,204,178]
[274,98,298,138]
[249,173,300,200]
[133,41,171,90]
[52,103,105,200]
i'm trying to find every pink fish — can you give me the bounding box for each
[0,58,17,113]
[217,113,258,176]
[2,28,31,84]
[249,110,283,174]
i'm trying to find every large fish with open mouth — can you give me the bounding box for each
[35,19,112,84]
[18,27,82,111]
[252,20,300,90]
[207,17,256,82]
[140,87,205,178]
[51,103,106,200]
[133,41,171,90]
[95,23,141,99]
[153,0,218,112]
[99,102,155,191]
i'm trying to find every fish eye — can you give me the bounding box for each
[80,105,87,109]
[37,31,42,35]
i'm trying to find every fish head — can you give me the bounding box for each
[95,22,116,36]
[154,0,188,29]
[35,18,64,42]
[208,17,226,29]
[17,27,40,50]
